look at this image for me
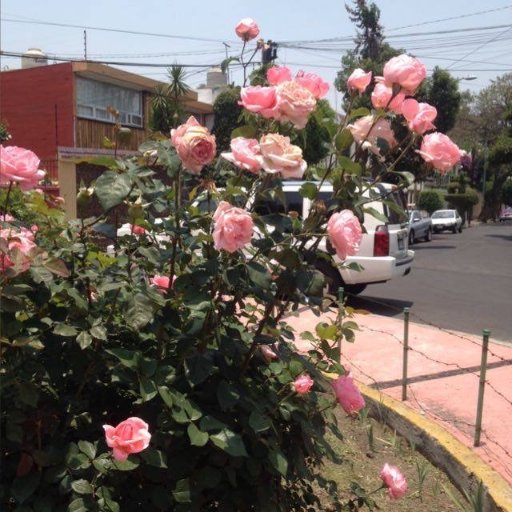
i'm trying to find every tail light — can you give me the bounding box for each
[374,225,389,256]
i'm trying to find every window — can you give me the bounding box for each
[76,77,143,127]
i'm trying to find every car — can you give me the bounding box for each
[498,206,512,222]
[253,181,414,296]
[431,209,463,233]
[407,209,432,245]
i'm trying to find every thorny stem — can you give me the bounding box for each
[169,168,182,285]
[2,181,13,217]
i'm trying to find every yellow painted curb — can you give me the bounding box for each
[359,382,512,512]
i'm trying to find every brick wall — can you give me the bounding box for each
[0,63,75,161]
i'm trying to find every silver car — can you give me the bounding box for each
[431,209,463,234]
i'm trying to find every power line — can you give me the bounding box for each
[387,4,512,32]
[1,17,238,45]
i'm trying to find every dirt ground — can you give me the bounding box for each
[318,407,473,511]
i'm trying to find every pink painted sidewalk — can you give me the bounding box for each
[289,307,512,485]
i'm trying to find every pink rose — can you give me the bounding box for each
[276,81,316,129]
[130,224,146,235]
[103,417,151,461]
[295,71,329,99]
[150,275,173,290]
[331,374,365,414]
[267,66,292,85]
[170,116,216,174]
[292,374,314,395]
[239,86,280,119]
[383,54,427,93]
[30,224,39,233]
[259,134,307,179]
[0,145,45,191]
[417,132,461,173]
[371,81,405,113]
[260,344,278,362]
[347,68,372,94]
[213,201,253,253]
[235,18,260,42]
[0,214,15,223]
[348,115,397,156]
[327,210,362,261]
[0,227,37,273]
[221,137,263,174]
[401,98,437,135]
[380,463,408,499]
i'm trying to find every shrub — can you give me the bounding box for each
[418,190,444,214]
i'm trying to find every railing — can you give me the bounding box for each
[40,159,59,183]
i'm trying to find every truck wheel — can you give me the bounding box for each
[314,260,367,297]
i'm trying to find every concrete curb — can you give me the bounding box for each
[360,383,512,512]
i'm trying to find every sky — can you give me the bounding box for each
[1,0,512,110]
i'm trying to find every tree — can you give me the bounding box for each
[481,105,512,220]
[150,65,191,134]
[335,0,402,111]
[417,67,461,133]
[212,86,244,153]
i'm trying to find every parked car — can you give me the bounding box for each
[407,209,432,245]
[431,209,463,233]
[253,181,414,295]
[498,206,512,222]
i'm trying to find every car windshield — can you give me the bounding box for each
[432,211,454,219]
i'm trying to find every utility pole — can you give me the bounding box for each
[222,42,230,84]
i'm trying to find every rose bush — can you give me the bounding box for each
[1,18,459,512]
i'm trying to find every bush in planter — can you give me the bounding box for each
[417,189,444,214]
[1,21,460,511]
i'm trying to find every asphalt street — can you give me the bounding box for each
[348,222,512,343]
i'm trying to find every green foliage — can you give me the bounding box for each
[417,190,444,214]
[502,178,512,206]
[212,86,243,152]
[417,67,461,134]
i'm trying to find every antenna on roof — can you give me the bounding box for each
[83,30,88,61]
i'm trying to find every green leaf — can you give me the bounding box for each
[90,325,107,341]
[112,458,139,471]
[231,125,257,139]
[53,324,78,337]
[126,292,153,330]
[30,266,53,284]
[337,155,362,175]
[199,415,227,432]
[44,257,70,277]
[71,479,93,495]
[77,441,96,460]
[210,429,248,457]
[68,498,88,512]
[299,182,318,200]
[349,107,370,119]
[315,322,338,341]
[173,479,191,504]
[247,261,271,289]
[94,171,132,210]
[216,381,240,411]
[335,129,354,152]
[157,386,174,408]
[187,423,209,447]
[140,447,168,468]
[105,348,140,369]
[269,448,288,476]
[139,377,158,402]
[184,355,214,387]
[76,331,92,350]
[249,410,271,433]
[11,472,41,503]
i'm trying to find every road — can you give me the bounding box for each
[348,222,512,343]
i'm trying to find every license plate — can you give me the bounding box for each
[398,237,405,250]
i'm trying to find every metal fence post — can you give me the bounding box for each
[474,329,490,447]
[401,307,410,401]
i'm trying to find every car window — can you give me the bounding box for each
[432,211,454,219]
[253,190,304,217]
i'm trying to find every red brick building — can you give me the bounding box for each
[0,59,214,216]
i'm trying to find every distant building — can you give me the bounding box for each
[0,55,213,217]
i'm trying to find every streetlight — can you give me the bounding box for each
[455,75,477,82]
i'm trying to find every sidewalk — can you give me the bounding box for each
[289,307,512,486]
